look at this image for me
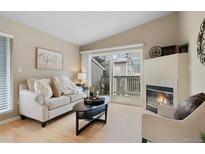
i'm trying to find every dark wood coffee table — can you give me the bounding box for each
[73,99,108,135]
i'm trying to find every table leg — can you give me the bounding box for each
[75,105,108,136]
[104,104,108,123]
[76,112,79,135]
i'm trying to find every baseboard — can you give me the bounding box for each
[0,115,20,126]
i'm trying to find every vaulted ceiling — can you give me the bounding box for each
[0,11,173,46]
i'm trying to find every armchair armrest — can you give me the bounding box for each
[142,103,205,143]
[158,104,176,119]
[142,113,185,142]
[142,113,202,142]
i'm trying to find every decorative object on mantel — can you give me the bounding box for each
[197,18,205,65]
[161,45,178,56]
[36,47,63,70]
[179,44,189,53]
[149,46,162,58]
[149,44,188,58]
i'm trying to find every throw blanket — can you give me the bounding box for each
[57,76,83,95]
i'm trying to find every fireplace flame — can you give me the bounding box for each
[157,93,168,105]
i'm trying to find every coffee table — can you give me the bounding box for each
[73,99,108,135]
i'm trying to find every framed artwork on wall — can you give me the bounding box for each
[36,47,63,70]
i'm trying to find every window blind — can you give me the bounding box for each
[0,35,12,114]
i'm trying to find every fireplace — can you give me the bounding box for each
[146,85,173,113]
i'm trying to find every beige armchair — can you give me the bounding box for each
[142,103,205,143]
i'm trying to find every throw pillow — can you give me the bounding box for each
[61,76,78,89]
[34,79,53,99]
[174,93,205,120]
[27,77,37,91]
[50,78,63,97]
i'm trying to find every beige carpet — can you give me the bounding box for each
[111,95,142,106]
[0,103,150,143]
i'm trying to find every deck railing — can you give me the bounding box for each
[113,76,140,96]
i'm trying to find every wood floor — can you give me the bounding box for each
[0,103,149,143]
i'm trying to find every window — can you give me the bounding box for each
[0,33,13,114]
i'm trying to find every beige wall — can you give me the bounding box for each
[178,12,205,95]
[81,13,179,59]
[0,16,80,121]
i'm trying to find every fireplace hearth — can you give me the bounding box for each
[146,85,173,113]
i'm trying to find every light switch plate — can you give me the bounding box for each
[18,67,22,73]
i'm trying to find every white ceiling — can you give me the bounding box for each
[0,11,173,46]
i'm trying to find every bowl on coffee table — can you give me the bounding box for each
[84,97,105,105]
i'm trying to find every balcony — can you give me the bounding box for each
[113,76,140,96]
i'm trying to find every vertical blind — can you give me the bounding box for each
[0,34,12,114]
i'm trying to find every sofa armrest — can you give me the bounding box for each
[20,90,46,106]
[158,104,176,119]
[19,89,48,122]
[19,83,28,91]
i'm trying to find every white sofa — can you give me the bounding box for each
[19,78,86,127]
[142,103,205,143]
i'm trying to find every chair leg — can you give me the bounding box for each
[41,122,46,128]
[21,115,26,120]
[142,138,147,143]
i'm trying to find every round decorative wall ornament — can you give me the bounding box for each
[197,18,205,65]
[149,46,162,58]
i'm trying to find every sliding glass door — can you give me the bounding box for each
[111,53,141,105]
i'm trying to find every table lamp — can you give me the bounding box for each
[77,72,86,85]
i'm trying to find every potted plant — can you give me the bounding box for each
[89,86,96,98]
[201,133,205,143]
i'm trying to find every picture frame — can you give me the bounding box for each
[36,47,63,70]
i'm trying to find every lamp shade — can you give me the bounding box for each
[77,72,86,80]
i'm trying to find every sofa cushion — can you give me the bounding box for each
[50,78,63,97]
[69,92,86,102]
[46,96,70,110]
[34,79,53,99]
[174,93,205,120]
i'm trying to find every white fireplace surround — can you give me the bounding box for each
[144,53,190,109]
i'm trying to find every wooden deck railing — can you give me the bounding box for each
[113,76,140,96]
